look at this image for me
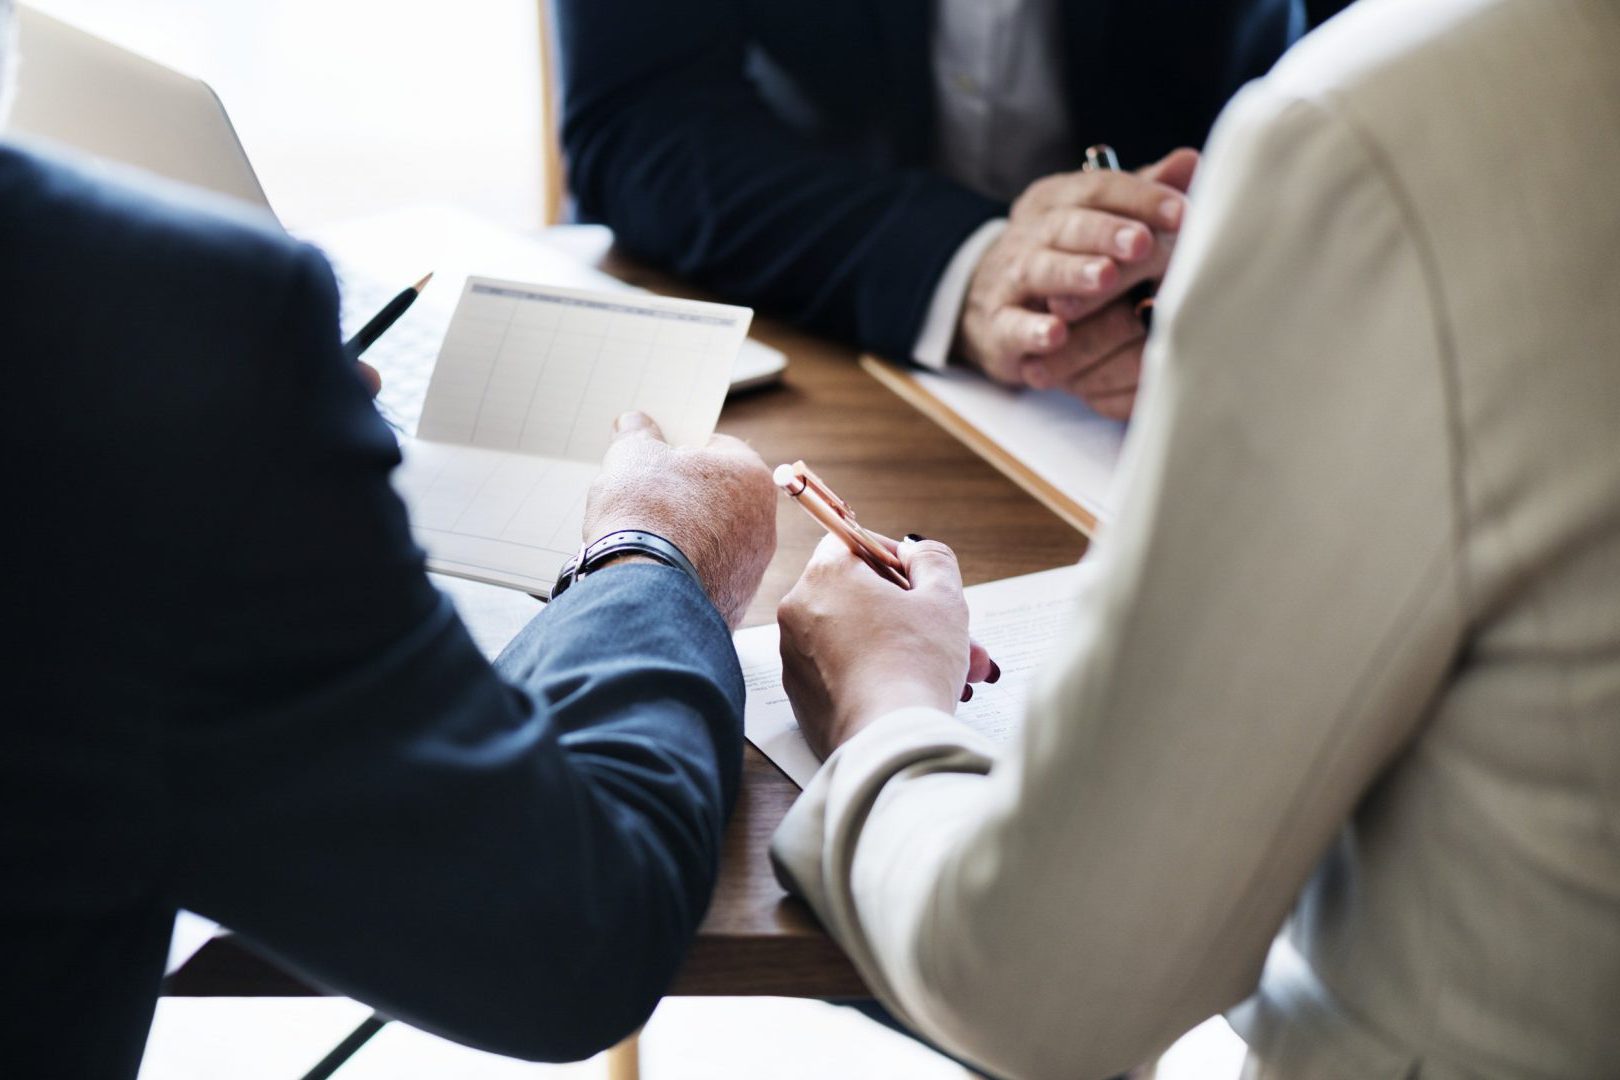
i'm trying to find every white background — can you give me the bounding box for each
[26,0,545,230]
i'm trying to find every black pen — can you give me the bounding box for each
[344,272,433,359]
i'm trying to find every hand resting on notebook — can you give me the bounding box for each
[583,410,777,628]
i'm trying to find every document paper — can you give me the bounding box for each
[915,367,1127,525]
[393,277,752,594]
[738,564,1087,787]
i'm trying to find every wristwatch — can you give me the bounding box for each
[549,529,703,599]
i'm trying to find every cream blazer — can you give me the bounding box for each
[770,1,1620,1076]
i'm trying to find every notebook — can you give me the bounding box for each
[860,356,1126,536]
[392,277,753,595]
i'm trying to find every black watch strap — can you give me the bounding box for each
[550,530,703,599]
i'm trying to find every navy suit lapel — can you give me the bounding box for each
[867,0,935,161]
[1060,0,1114,149]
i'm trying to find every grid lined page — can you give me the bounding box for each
[393,277,752,594]
[416,279,749,458]
[394,441,598,594]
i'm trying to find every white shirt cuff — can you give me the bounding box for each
[912,219,1008,370]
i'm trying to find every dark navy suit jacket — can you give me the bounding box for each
[557,0,1309,361]
[0,145,743,1077]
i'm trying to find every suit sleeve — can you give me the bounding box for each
[770,86,1469,1078]
[555,0,1004,360]
[168,246,743,1062]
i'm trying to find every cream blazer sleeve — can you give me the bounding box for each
[770,80,1472,1080]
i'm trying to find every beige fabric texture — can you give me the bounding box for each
[770,1,1620,1077]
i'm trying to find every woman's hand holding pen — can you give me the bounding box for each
[778,534,997,760]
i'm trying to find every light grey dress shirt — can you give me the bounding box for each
[915,0,1078,368]
[931,0,1074,203]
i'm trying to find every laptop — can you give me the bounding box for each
[6,5,788,403]
[9,7,274,216]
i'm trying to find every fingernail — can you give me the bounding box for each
[1115,225,1144,258]
[960,684,974,703]
[1024,362,1053,391]
[1082,260,1104,288]
[987,661,1002,684]
[614,411,639,433]
[903,534,927,543]
[1159,198,1184,229]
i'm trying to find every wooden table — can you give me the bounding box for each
[165,256,1089,1002]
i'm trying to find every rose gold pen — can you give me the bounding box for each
[774,460,997,702]
[774,461,909,588]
